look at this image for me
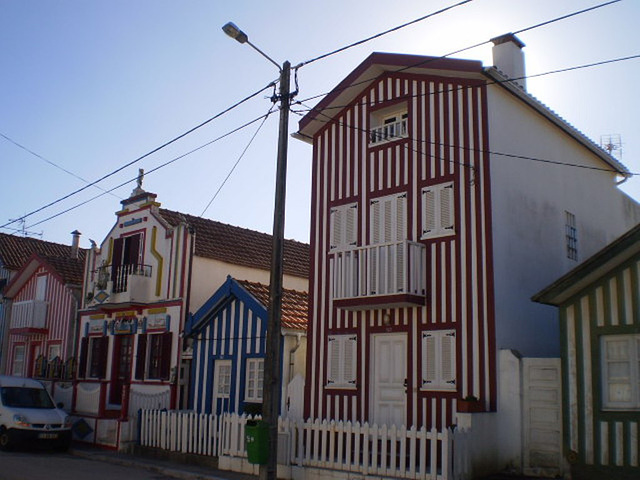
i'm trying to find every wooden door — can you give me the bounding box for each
[110,335,133,405]
[371,333,407,427]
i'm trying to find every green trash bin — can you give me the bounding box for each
[245,420,269,465]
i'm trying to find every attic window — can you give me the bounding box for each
[370,104,408,146]
[565,211,578,261]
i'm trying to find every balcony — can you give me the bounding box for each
[88,263,155,308]
[369,118,408,146]
[331,240,426,310]
[10,300,48,333]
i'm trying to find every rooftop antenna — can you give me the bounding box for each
[600,134,623,160]
[7,217,43,238]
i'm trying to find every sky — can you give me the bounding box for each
[1,0,639,249]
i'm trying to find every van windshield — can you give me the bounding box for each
[0,386,55,409]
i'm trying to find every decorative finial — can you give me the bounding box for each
[131,168,145,197]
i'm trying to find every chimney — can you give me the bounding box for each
[71,230,81,259]
[491,33,526,90]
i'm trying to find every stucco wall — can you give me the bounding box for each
[487,85,640,357]
[189,256,308,314]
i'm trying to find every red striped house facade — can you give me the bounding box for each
[3,252,84,379]
[297,45,640,438]
[299,53,494,430]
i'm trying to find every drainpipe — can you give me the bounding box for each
[177,225,196,410]
[288,332,302,383]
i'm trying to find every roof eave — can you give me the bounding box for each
[483,67,630,177]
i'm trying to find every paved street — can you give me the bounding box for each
[0,448,191,480]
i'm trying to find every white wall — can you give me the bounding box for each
[487,85,640,357]
[189,256,308,314]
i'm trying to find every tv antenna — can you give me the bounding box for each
[7,217,43,238]
[600,134,623,160]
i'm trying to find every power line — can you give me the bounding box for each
[2,82,275,231]
[296,0,622,105]
[294,52,640,117]
[290,53,640,177]
[200,106,276,217]
[24,112,274,230]
[0,132,121,200]
[297,0,475,68]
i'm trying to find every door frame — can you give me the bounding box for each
[369,332,408,427]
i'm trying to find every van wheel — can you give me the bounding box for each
[0,428,12,451]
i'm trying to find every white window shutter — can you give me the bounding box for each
[441,184,454,231]
[327,336,340,385]
[422,333,436,386]
[344,336,357,385]
[330,207,343,251]
[422,188,436,235]
[441,332,456,386]
[370,199,381,245]
[346,204,358,246]
[396,193,407,240]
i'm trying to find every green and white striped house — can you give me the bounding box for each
[534,224,640,480]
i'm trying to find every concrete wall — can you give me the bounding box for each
[487,85,640,357]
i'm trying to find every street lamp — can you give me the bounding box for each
[223,22,292,480]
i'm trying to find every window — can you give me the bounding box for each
[214,360,232,398]
[421,329,456,391]
[12,345,25,376]
[134,332,172,380]
[48,344,61,361]
[245,358,264,402]
[330,203,358,251]
[421,182,454,239]
[565,211,578,261]
[370,193,407,245]
[370,109,408,145]
[78,336,108,379]
[326,334,357,388]
[35,275,47,301]
[601,334,640,409]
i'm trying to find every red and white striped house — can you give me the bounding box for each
[295,35,640,472]
[2,232,85,383]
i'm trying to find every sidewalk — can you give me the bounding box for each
[69,443,258,480]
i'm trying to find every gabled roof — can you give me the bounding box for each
[159,209,309,279]
[297,52,482,140]
[0,233,85,271]
[237,279,308,331]
[296,51,629,177]
[3,252,85,298]
[186,276,308,336]
[533,223,640,306]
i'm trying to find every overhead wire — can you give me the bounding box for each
[25,111,275,230]
[297,0,475,68]
[2,81,276,231]
[290,53,640,177]
[0,132,121,200]
[199,105,277,217]
[295,0,623,105]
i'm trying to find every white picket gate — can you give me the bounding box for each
[139,410,463,479]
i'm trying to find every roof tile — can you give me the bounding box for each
[237,279,308,331]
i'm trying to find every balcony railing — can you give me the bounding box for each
[93,263,152,294]
[331,240,426,306]
[10,300,48,331]
[370,118,408,145]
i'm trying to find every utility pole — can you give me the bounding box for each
[261,59,291,480]
[222,22,293,480]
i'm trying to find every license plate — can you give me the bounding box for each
[38,433,58,439]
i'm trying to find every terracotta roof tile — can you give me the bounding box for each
[40,255,85,286]
[237,279,308,331]
[159,209,309,279]
[0,233,86,272]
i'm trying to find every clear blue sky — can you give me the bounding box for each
[1,0,639,247]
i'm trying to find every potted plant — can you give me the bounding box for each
[457,395,483,413]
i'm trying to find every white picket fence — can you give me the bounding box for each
[139,410,468,479]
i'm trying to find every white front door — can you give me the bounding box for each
[371,333,407,427]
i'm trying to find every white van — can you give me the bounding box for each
[0,375,72,450]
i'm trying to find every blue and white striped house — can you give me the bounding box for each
[185,276,308,417]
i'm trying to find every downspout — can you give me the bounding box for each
[288,332,303,383]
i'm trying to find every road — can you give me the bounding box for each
[0,449,178,480]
